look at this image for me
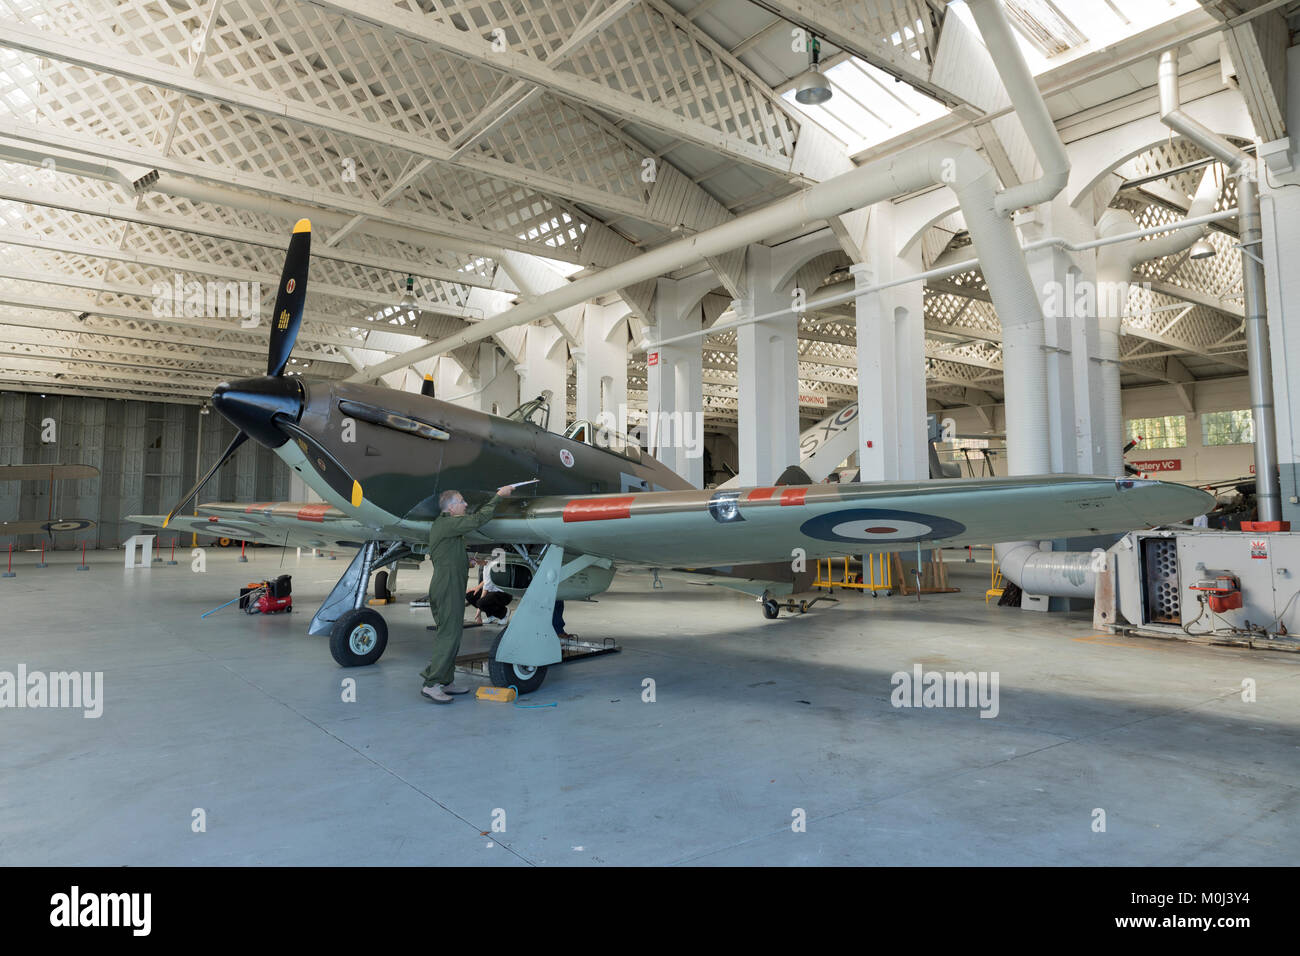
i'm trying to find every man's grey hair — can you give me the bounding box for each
[438,489,463,513]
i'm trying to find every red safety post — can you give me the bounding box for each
[167,536,178,566]
[238,539,248,563]
[36,539,47,569]
[75,540,89,571]
[2,543,14,578]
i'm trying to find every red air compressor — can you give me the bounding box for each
[239,574,293,614]
[1189,574,1243,613]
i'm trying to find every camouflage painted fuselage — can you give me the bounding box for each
[281,378,690,533]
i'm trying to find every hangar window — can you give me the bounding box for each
[1126,415,1186,450]
[1201,410,1254,446]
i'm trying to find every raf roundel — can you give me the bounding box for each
[799,508,966,545]
[559,448,575,468]
[286,278,295,294]
[43,519,92,533]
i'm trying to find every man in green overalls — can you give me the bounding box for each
[420,484,514,703]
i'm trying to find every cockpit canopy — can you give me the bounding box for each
[506,394,550,431]
[506,392,643,463]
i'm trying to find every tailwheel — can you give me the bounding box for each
[488,632,548,695]
[330,607,388,666]
[761,598,780,619]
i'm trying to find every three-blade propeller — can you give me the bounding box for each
[162,219,311,527]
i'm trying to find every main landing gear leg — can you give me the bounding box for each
[489,545,611,694]
[311,541,410,666]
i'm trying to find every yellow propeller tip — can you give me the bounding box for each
[293,218,311,234]
[350,480,363,508]
[161,517,170,528]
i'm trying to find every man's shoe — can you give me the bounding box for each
[442,682,470,695]
[421,684,455,704]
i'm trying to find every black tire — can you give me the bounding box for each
[487,631,548,695]
[762,599,780,619]
[374,570,390,601]
[329,608,388,667]
[799,600,809,613]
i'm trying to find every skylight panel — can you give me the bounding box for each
[781,56,948,152]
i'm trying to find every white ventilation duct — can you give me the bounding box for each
[995,541,1096,599]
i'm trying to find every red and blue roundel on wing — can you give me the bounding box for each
[799,508,965,544]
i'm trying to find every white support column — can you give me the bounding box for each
[575,300,629,426]
[1018,197,1104,475]
[852,203,927,481]
[852,260,895,482]
[516,324,568,433]
[647,275,710,487]
[433,355,466,403]
[1261,46,1300,526]
[476,343,519,417]
[734,245,800,487]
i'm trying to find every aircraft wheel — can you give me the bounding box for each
[330,608,388,667]
[761,599,780,620]
[799,600,809,614]
[488,632,548,695]
[374,570,390,601]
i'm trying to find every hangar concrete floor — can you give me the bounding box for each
[2,546,1298,866]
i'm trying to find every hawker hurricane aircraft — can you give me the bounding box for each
[130,220,1213,692]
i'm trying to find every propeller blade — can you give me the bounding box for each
[163,431,249,527]
[266,218,311,377]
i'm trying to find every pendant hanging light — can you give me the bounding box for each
[795,34,832,106]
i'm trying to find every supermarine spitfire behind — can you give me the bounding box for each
[130,220,1214,693]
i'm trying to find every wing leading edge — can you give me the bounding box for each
[476,475,1215,568]
[128,502,375,552]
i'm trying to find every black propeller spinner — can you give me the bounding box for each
[163,218,312,527]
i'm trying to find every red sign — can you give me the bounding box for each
[647,351,659,367]
[1132,459,1181,472]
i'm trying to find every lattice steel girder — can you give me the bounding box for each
[0,17,676,230]
[699,361,857,392]
[0,356,215,393]
[0,323,267,377]
[0,378,207,404]
[0,228,476,318]
[1121,320,1247,370]
[0,120,577,264]
[0,307,342,367]
[0,180,501,291]
[0,288,363,362]
[313,0,796,175]
[747,0,955,106]
[0,343,244,383]
[446,0,643,157]
[0,264,416,343]
[1145,278,1245,319]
